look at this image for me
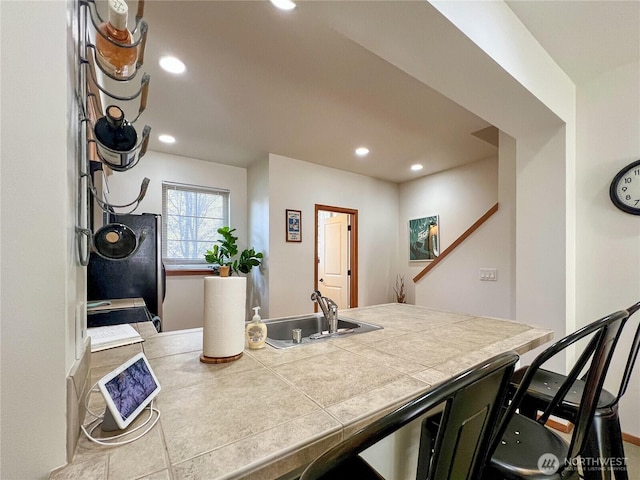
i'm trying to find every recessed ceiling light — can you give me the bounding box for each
[355,147,370,157]
[158,134,176,144]
[270,0,296,10]
[411,164,424,171]
[159,56,186,74]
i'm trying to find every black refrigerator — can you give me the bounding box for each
[87,213,165,330]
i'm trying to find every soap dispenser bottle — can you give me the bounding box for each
[246,306,267,349]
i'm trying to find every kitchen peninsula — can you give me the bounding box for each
[52,304,553,480]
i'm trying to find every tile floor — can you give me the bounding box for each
[557,431,639,478]
[623,441,639,478]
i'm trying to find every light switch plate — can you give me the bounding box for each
[480,268,497,281]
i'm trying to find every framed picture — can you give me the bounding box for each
[286,209,302,242]
[409,215,439,261]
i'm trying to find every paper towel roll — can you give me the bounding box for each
[202,276,246,361]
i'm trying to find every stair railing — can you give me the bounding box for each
[413,203,499,283]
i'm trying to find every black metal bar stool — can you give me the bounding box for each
[300,351,520,480]
[483,309,629,480]
[511,301,640,480]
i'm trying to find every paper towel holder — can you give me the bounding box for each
[200,276,247,364]
[200,352,243,364]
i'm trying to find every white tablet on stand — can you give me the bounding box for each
[97,352,161,432]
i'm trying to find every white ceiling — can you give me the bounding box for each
[506,0,639,84]
[124,1,638,184]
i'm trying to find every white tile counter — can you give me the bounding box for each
[51,304,553,480]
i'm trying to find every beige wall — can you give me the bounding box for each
[401,156,505,314]
[247,156,270,316]
[1,1,80,477]
[2,2,638,478]
[266,153,400,317]
[317,0,575,374]
[106,150,247,331]
[109,150,400,326]
[575,60,640,437]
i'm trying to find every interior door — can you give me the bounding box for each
[318,214,349,309]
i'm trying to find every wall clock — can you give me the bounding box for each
[609,159,640,215]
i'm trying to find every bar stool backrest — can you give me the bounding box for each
[489,310,628,467]
[300,351,520,480]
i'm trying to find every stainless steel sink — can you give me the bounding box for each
[263,313,383,349]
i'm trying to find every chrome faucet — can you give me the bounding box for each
[311,290,339,334]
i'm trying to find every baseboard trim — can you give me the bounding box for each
[535,412,573,434]
[545,418,573,434]
[543,419,640,446]
[622,432,640,446]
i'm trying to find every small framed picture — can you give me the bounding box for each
[286,209,302,242]
[409,215,439,261]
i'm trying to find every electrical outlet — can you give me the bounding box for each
[479,268,497,281]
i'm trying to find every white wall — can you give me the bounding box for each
[162,276,208,331]
[575,60,640,437]
[266,154,399,318]
[428,2,640,433]
[105,150,248,238]
[247,157,270,315]
[1,1,80,477]
[317,0,575,373]
[430,1,574,125]
[427,2,576,373]
[406,140,520,323]
[107,149,400,324]
[515,125,570,373]
[106,150,247,331]
[499,132,518,320]
[2,3,638,477]
[402,156,505,314]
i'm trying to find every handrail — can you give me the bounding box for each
[413,203,499,283]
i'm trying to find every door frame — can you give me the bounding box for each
[314,204,358,309]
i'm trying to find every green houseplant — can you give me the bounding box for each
[204,226,263,276]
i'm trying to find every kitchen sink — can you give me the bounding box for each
[263,313,383,349]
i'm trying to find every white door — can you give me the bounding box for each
[318,214,349,308]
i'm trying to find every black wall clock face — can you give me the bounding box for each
[610,159,640,215]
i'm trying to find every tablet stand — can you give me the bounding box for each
[101,407,122,432]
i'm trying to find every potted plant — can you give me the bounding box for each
[204,226,263,276]
[394,274,406,303]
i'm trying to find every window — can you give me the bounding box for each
[162,182,229,265]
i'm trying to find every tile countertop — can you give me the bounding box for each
[52,303,553,480]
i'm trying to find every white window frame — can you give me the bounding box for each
[161,181,230,266]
